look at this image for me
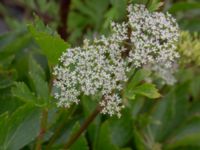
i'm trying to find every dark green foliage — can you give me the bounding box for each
[0,0,200,150]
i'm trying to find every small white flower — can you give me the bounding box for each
[53,4,180,117]
[127,4,179,84]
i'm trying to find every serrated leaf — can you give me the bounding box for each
[104,0,126,28]
[0,104,41,150]
[29,72,49,104]
[0,69,17,89]
[12,82,36,104]
[133,83,161,99]
[28,57,49,105]
[28,24,69,65]
[127,69,151,89]
[125,69,152,100]
[72,0,109,29]
[0,32,32,60]
[0,88,22,114]
[29,56,46,80]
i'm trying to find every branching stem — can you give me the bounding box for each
[63,104,103,149]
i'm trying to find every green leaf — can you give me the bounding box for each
[150,83,189,142]
[180,18,200,32]
[0,32,32,60]
[0,88,22,114]
[168,2,200,14]
[72,0,109,30]
[103,0,126,28]
[0,113,8,147]
[0,104,41,150]
[82,95,101,148]
[190,76,200,100]
[109,110,133,147]
[28,57,49,105]
[121,148,132,150]
[69,123,89,150]
[29,72,49,104]
[133,83,161,99]
[95,121,119,150]
[147,0,164,12]
[12,82,36,104]
[28,24,69,65]
[127,69,151,89]
[132,127,146,150]
[28,56,46,80]
[126,83,160,99]
[0,69,17,89]
[128,97,144,118]
[125,69,153,99]
[189,101,200,116]
[166,116,200,149]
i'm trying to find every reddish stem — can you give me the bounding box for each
[57,0,71,40]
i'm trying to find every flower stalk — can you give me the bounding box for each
[63,104,103,149]
[35,66,54,150]
[46,106,76,149]
[35,108,48,150]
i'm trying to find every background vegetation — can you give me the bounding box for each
[0,0,200,150]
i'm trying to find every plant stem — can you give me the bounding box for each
[35,66,53,150]
[46,106,76,149]
[63,104,103,149]
[57,0,71,40]
[35,108,48,150]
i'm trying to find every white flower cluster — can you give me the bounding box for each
[127,4,179,84]
[53,24,128,116]
[53,4,179,117]
[100,94,125,118]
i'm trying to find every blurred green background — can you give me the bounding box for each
[0,0,200,150]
